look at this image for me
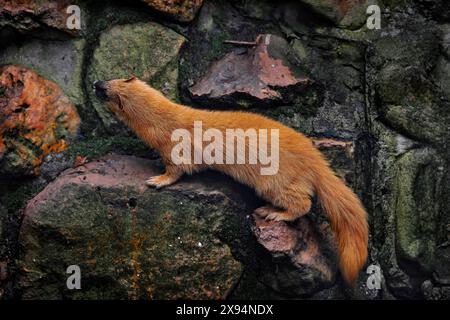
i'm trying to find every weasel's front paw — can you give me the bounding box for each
[145,175,174,189]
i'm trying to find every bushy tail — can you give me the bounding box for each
[314,166,368,285]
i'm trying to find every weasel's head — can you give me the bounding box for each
[92,76,147,116]
[93,76,173,124]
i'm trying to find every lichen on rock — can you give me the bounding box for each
[18,155,246,299]
[0,65,80,176]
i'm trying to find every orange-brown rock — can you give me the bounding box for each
[251,213,336,295]
[139,0,204,22]
[0,0,78,35]
[0,65,80,176]
[190,34,310,107]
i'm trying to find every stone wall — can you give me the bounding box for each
[0,0,449,299]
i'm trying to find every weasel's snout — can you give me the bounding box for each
[93,80,109,101]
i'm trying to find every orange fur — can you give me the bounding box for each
[100,78,369,285]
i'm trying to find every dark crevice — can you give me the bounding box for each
[127,197,138,208]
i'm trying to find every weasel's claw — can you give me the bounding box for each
[145,177,164,189]
[145,174,177,189]
[266,212,284,221]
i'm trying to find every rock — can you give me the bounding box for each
[421,280,450,300]
[312,139,354,184]
[374,64,448,144]
[0,65,80,176]
[370,19,450,145]
[190,34,310,108]
[0,203,4,234]
[0,0,82,37]
[17,154,343,299]
[408,0,450,22]
[310,284,345,299]
[364,12,450,300]
[440,25,450,60]
[435,26,450,100]
[0,202,8,299]
[0,203,6,258]
[298,0,377,29]
[370,21,439,72]
[179,1,279,102]
[17,155,248,299]
[434,56,450,101]
[287,36,366,139]
[1,200,17,300]
[385,266,415,298]
[87,22,186,133]
[230,0,275,21]
[370,121,449,299]
[138,0,204,22]
[433,245,450,285]
[251,214,336,296]
[0,38,85,108]
[393,148,445,271]
[0,260,5,299]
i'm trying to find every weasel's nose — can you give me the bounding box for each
[93,80,106,90]
[93,80,109,101]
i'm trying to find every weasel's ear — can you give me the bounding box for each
[118,95,124,110]
[124,75,136,83]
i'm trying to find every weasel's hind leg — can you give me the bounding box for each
[254,205,298,222]
[254,192,312,222]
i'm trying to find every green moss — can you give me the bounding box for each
[291,39,308,61]
[67,136,153,159]
[18,179,243,299]
[208,31,232,61]
[0,180,39,215]
[393,148,443,270]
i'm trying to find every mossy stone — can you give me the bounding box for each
[87,22,186,133]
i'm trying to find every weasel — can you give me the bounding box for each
[93,77,368,285]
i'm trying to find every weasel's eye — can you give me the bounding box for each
[124,76,136,83]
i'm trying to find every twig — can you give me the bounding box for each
[223,40,257,47]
